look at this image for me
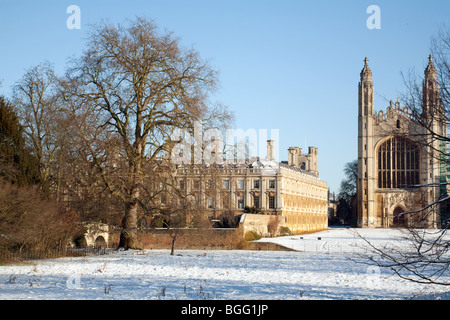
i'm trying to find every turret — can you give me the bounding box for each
[359,57,374,117]
[422,54,440,119]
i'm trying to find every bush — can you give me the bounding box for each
[243,206,261,214]
[244,230,261,242]
[279,226,292,236]
[0,183,82,254]
[214,211,240,228]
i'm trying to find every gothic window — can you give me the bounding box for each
[377,136,419,189]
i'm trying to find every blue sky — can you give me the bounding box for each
[0,0,449,193]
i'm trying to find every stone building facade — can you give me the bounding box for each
[175,141,328,234]
[357,55,446,228]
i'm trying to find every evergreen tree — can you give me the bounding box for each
[0,96,39,186]
[335,160,358,225]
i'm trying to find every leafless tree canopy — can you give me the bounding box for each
[60,17,233,249]
[12,62,61,190]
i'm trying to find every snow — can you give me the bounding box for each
[1,227,450,300]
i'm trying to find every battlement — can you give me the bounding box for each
[376,99,414,124]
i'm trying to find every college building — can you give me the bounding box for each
[174,140,328,234]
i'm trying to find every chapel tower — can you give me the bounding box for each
[357,57,375,227]
[422,54,445,226]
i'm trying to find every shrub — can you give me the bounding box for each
[0,183,82,254]
[243,206,261,214]
[244,230,261,242]
[279,226,292,236]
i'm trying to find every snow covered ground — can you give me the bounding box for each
[1,227,450,300]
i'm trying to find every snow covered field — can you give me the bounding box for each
[1,227,450,300]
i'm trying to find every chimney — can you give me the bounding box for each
[267,140,275,161]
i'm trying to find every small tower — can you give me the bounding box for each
[287,146,319,176]
[357,57,376,227]
[422,54,440,119]
[307,147,319,176]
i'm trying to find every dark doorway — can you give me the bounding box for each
[393,206,407,227]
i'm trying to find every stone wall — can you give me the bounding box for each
[282,211,328,234]
[239,214,287,237]
[120,228,244,250]
[107,213,322,250]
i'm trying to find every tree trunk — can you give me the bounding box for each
[119,154,144,250]
[170,233,177,256]
[118,199,142,250]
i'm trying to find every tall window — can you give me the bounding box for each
[268,180,276,189]
[253,194,260,208]
[377,136,419,189]
[237,195,244,209]
[268,195,275,209]
[208,196,214,209]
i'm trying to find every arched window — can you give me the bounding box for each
[377,136,419,189]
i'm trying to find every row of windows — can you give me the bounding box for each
[207,194,276,210]
[179,179,276,190]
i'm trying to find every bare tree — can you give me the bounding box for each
[357,228,450,286]
[60,17,231,249]
[12,62,62,192]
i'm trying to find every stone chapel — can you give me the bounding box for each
[357,55,447,228]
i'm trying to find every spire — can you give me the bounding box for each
[424,53,437,80]
[422,53,440,118]
[359,57,374,116]
[360,57,372,80]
